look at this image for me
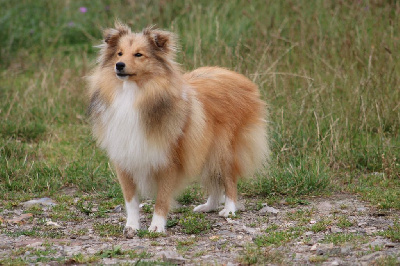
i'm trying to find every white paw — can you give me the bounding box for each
[193,203,216,212]
[148,224,166,233]
[219,208,236,217]
[148,213,166,233]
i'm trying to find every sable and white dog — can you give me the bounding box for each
[87,23,269,235]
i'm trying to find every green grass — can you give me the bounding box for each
[179,211,212,234]
[0,1,399,212]
[379,221,400,242]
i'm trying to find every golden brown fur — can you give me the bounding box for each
[87,22,269,234]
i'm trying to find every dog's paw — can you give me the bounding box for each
[193,203,217,212]
[148,214,166,233]
[218,208,236,217]
[148,224,166,233]
[123,226,138,239]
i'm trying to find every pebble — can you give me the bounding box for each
[317,201,333,214]
[22,198,56,207]
[113,205,122,213]
[259,205,280,215]
[161,251,185,265]
[330,226,343,233]
[304,231,313,237]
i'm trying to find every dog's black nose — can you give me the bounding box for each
[116,62,125,71]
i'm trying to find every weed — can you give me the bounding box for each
[309,255,328,263]
[176,185,202,205]
[166,218,179,228]
[136,229,166,238]
[141,204,153,214]
[337,216,354,228]
[97,246,123,258]
[239,245,284,265]
[286,208,314,225]
[322,233,365,245]
[311,219,331,233]
[93,223,124,237]
[65,253,99,264]
[379,221,400,242]
[179,212,212,234]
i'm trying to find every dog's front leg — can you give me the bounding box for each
[115,165,140,238]
[148,169,176,233]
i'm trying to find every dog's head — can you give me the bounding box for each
[98,22,178,82]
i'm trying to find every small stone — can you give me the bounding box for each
[259,205,280,215]
[330,227,343,234]
[357,207,367,212]
[45,220,61,227]
[305,231,314,237]
[365,227,377,235]
[161,251,185,265]
[331,260,340,266]
[327,247,341,255]
[360,251,382,261]
[317,201,333,214]
[310,220,316,224]
[340,246,352,255]
[316,249,324,255]
[358,221,367,227]
[310,244,318,251]
[22,198,56,207]
[123,227,136,239]
[113,205,122,213]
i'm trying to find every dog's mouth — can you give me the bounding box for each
[116,73,136,77]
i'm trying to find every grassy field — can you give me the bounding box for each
[1,0,399,210]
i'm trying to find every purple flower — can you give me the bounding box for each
[79,7,87,13]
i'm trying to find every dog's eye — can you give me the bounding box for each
[118,52,123,56]
[134,53,143,57]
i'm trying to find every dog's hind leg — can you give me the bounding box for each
[194,170,224,213]
[115,165,140,238]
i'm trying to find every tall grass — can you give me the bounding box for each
[1,1,399,206]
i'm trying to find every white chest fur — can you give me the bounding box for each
[98,81,169,195]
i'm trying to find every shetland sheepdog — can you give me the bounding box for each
[87,22,269,235]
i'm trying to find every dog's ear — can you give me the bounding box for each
[143,27,178,58]
[103,22,131,47]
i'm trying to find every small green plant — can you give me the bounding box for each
[93,223,124,237]
[141,204,153,214]
[136,229,165,238]
[65,253,99,264]
[286,208,314,225]
[166,218,179,228]
[254,231,291,247]
[179,212,212,234]
[176,239,196,252]
[337,216,354,228]
[311,219,331,233]
[24,204,44,215]
[177,186,202,205]
[97,246,123,258]
[239,245,284,265]
[379,221,400,242]
[322,233,364,245]
[309,255,328,263]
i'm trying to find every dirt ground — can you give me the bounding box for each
[1,193,400,265]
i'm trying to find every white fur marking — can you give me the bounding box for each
[219,197,236,217]
[148,213,166,233]
[99,81,169,196]
[193,195,220,212]
[125,194,140,230]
